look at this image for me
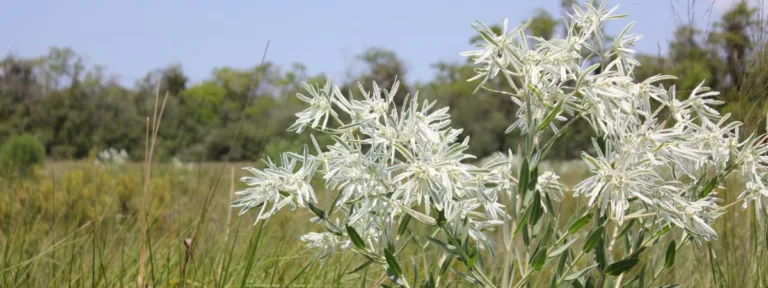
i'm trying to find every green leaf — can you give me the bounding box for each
[514,206,532,236]
[549,273,558,288]
[529,192,543,226]
[557,252,569,275]
[549,239,576,258]
[540,223,554,246]
[567,212,593,234]
[307,202,325,219]
[439,255,454,276]
[604,258,639,276]
[467,246,478,269]
[664,240,676,269]
[528,166,539,191]
[424,272,436,288]
[595,238,607,272]
[654,225,672,238]
[698,177,718,198]
[397,214,412,236]
[584,276,595,288]
[616,219,636,239]
[538,100,564,131]
[426,236,457,254]
[347,259,373,274]
[346,225,366,250]
[530,247,548,270]
[564,264,598,281]
[582,226,604,253]
[518,158,530,197]
[633,229,646,252]
[436,208,447,227]
[384,248,402,276]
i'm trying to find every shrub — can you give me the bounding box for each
[233,2,768,287]
[0,134,46,176]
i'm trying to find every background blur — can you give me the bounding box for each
[1,0,765,163]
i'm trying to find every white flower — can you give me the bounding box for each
[232,147,319,223]
[288,79,343,133]
[574,148,660,222]
[298,232,351,259]
[536,171,567,210]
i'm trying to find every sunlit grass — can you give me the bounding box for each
[0,161,765,287]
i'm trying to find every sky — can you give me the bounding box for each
[0,0,757,87]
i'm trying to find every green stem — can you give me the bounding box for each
[557,250,586,285]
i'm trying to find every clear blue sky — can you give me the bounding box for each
[0,0,744,87]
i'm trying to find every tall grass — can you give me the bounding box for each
[1,160,766,287]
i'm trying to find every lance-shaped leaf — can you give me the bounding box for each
[346,225,366,250]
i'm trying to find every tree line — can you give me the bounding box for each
[0,2,765,163]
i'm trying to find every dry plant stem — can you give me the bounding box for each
[138,117,148,288]
[138,78,169,288]
[608,224,620,253]
[614,273,625,288]
[216,165,235,277]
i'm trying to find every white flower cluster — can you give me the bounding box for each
[462,0,768,240]
[95,148,129,166]
[233,79,527,254]
[235,0,768,259]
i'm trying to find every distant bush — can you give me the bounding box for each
[0,134,46,176]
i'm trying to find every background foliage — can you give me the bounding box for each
[1,3,763,164]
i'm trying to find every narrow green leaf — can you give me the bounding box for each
[384,248,402,276]
[549,239,576,258]
[397,214,412,236]
[426,236,457,254]
[467,247,478,269]
[424,272,436,288]
[529,192,543,226]
[347,259,373,274]
[530,248,548,270]
[604,258,639,276]
[567,212,593,234]
[582,226,605,253]
[584,276,595,288]
[528,166,539,191]
[540,223,554,246]
[616,219,636,239]
[514,206,532,236]
[633,229,645,252]
[564,264,598,281]
[538,100,564,131]
[307,202,325,219]
[435,208,447,227]
[518,158,530,197]
[664,240,676,269]
[698,177,718,198]
[439,255,454,276]
[595,238,607,272]
[346,225,366,250]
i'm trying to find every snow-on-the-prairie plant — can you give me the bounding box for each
[233,1,768,286]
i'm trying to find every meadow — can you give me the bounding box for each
[2,1,767,287]
[1,159,765,287]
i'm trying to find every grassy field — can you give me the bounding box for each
[0,160,766,287]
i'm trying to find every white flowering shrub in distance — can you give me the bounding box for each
[233,1,768,287]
